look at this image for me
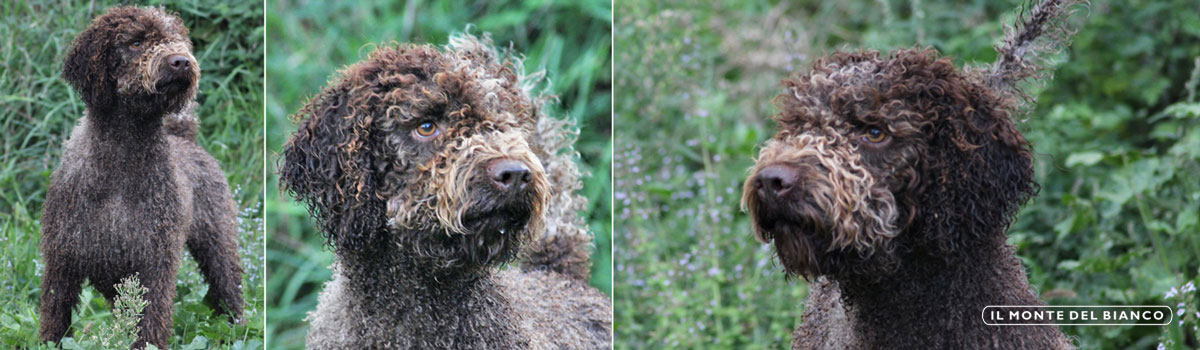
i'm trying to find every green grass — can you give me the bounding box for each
[263,0,612,348]
[0,0,265,348]
[614,0,1200,349]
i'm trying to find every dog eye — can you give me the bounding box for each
[863,126,888,143]
[130,41,142,49]
[413,122,440,139]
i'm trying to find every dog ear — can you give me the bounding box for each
[63,19,118,112]
[917,83,1036,254]
[280,83,388,252]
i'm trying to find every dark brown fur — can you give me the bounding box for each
[741,0,1085,348]
[40,6,244,349]
[280,33,611,349]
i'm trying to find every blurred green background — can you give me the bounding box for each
[614,0,1200,349]
[0,0,265,348]
[263,0,612,348]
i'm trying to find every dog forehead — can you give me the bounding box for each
[154,10,187,39]
[368,48,528,127]
[775,52,917,137]
[811,58,882,89]
[142,8,188,42]
[441,51,528,120]
[773,87,856,138]
[101,6,188,43]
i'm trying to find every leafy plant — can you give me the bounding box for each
[57,274,149,350]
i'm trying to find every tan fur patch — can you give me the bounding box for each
[116,30,198,99]
[742,132,898,254]
[391,130,550,237]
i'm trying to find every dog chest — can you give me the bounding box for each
[55,153,193,254]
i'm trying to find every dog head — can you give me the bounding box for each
[281,33,552,275]
[742,49,1035,279]
[64,6,199,117]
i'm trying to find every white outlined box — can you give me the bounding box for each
[982,305,1173,326]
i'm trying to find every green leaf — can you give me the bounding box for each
[60,338,85,350]
[1176,210,1198,234]
[1066,151,1105,167]
[1057,260,1082,271]
[1163,102,1200,119]
[181,335,209,350]
[0,314,17,331]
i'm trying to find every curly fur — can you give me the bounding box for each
[741,1,1085,348]
[280,32,611,349]
[39,6,244,349]
[986,0,1088,107]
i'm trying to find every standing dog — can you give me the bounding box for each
[40,6,244,349]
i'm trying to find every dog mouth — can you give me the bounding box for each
[755,217,827,251]
[461,204,533,237]
[457,158,541,237]
[154,74,193,93]
[750,194,902,278]
[749,200,837,277]
[750,196,829,241]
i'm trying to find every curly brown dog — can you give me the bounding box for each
[280,33,612,349]
[40,6,244,349]
[741,0,1084,348]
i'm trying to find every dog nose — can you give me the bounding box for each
[487,159,532,191]
[168,55,190,70]
[755,165,799,199]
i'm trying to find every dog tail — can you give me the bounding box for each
[164,100,200,141]
[522,109,596,282]
[984,0,1088,109]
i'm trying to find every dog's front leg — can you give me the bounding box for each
[37,257,84,345]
